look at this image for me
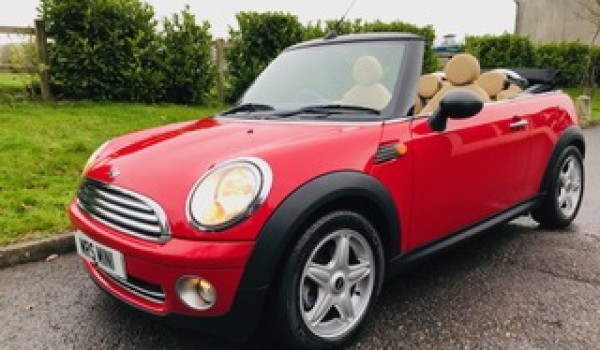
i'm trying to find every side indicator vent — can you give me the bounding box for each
[375,143,407,164]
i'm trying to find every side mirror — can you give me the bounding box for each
[428,90,484,132]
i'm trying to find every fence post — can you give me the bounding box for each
[576,95,592,126]
[34,19,51,101]
[215,38,226,103]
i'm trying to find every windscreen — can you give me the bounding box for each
[240,41,406,112]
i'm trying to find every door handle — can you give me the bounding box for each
[509,119,528,130]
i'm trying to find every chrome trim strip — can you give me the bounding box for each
[86,197,159,223]
[185,157,273,233]
[78,200,164,241]
[509,120,529,130]
[382,117,411,125]
[86,186,153,212]
[79,200,161,233]
[100,270,165,304]
[78,179,171,243]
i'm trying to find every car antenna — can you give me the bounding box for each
[324,0,359,40]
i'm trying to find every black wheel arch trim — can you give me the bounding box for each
[539,125,585,194]
[238,171,401,290]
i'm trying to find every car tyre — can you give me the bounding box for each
[532,145,584,228]
[272,211,385,349]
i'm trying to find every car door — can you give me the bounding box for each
[407,101,531,249]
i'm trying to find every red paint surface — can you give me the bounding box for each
[70,91,578,316]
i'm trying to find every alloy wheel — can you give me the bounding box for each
[556,154,583,218]
[299,229,375,340]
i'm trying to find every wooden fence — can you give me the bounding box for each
[0,20,51,100]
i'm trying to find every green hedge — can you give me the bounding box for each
[305,19,438,74]
[361,21,438,75]
[226,12,304,102]
[40,3,439,104]
[465,33,600,87]
[40,0,161,101]
[227,14,438,102]
[536,42,600,87]
[160,8,216,105]
[40,0,215,103]
[465,34,537,68]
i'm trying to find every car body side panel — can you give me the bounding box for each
[369,120,414,253]
[517,92,580,196]
[407,101,531,249]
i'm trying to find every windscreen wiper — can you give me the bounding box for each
[277,104,380,117]
[219,103,275,116]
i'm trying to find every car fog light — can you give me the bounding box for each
[176,276,217,310]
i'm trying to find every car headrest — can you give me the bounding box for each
[445,54,481,86]
[419,74,442,99]
[478,71,508,98]
[353,56,383,86]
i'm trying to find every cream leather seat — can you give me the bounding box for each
[478,71,508,100]
[342,56,392,110]
[478,71,524,101]
[421,54,490,115]
[414,74,443,115]
[497,84,523,100]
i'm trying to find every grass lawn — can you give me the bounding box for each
[0,101,224,246]
[0,73,36,90]
[562,87,600,121]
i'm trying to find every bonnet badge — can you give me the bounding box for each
[108,167,121,178]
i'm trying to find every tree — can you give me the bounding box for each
[575,0,600,96]
[160,6,216,105]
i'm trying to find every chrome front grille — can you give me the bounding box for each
[78,179,170,242]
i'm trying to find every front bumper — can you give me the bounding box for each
[70,201,266,334]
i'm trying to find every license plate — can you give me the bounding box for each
[75,231,126,279]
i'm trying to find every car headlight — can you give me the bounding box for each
[82,140,111,175]
[187,157,273,231]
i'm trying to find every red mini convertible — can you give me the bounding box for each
[71,33,585,349]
